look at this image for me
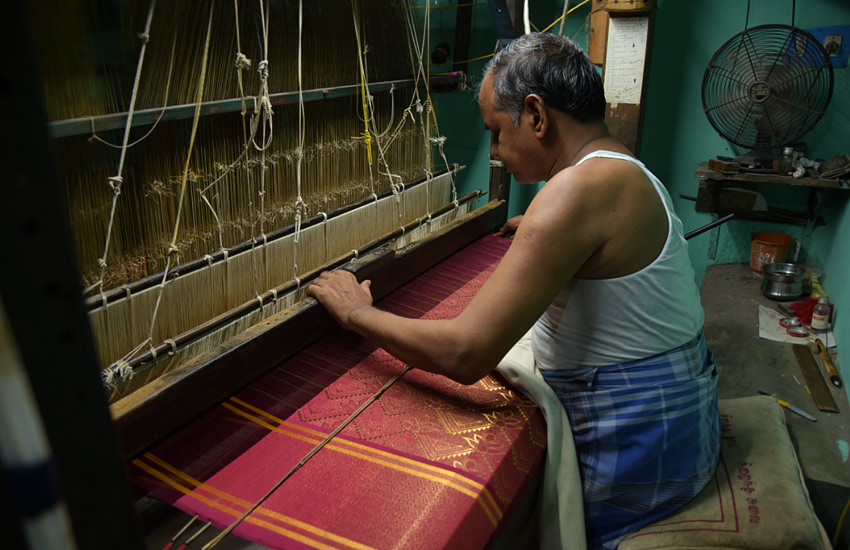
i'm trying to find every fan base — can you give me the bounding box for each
[733,148,777,172]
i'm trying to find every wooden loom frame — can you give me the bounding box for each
[0,1,508,547]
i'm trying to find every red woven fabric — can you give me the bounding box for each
[131,235,547,549]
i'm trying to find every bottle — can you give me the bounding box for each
[811,295,830,333]
[780,147,795,174]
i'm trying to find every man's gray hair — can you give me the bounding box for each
[480,33,606,125]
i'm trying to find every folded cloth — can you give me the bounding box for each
[496,330,587,550]
[540,330,720,550]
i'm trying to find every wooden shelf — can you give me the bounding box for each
[693,161,849,226]
[696,162,848,190]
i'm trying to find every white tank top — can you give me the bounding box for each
[531,151,704,369]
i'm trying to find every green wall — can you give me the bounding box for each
[642,0,850,393]
[427,0,850,390]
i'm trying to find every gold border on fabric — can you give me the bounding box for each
[222,397,502,526]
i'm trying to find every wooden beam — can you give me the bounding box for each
[605,102,642,157]
[599,4,654,155]
[588,1,609,65]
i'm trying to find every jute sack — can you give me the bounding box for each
[620,395,831,550]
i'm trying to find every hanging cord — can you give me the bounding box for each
[292,0,307,285]
[399,0,462,230]
[248,0,272,302]
[353,0,409,232]
[523,0,531,34]
[89,32,177,150]
[407,5,459,210]
[254,0,273,241]
[202,365,413,550]
[84,0,158,299]
[192,0,267,304]
[349,0,378,195]
[137,3,215,369]
[539,0,590,34]
[835,495,850,547]
[558,1,570,35]
[730,0,752,70]
[350,0,374,167]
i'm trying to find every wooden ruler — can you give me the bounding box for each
[792,344,839,413]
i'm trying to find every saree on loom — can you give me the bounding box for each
[130,235,547,549]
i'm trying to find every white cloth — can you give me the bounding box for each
[496,330,586,550]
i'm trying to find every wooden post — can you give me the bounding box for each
[0,1,144,547]
[590,0,655,156]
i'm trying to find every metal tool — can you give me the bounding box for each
[758,390,817,422]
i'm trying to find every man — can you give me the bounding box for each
[308,33,719,549]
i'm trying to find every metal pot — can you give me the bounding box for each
[761,263,805,301]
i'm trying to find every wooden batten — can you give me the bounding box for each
[605,102,643,156]
[111,200,507,459]
[604,0,653,13]
[588,1,609,65]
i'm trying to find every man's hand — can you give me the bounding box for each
[495,215,523,238]
[306,270,373,329]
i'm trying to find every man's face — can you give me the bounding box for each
[478,76,539,184]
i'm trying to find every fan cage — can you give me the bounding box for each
[702,24,834,150]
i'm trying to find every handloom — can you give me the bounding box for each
[130,235,547,549]
[23,0,542,546]
[30,0,478,404]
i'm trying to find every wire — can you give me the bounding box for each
[834,496,850,547]
[410,1,488,8]
[540,0,590,34]
[430,0,591,69]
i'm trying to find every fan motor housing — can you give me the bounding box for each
[749,82,770,103]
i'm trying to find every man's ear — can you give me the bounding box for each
[523,94,548,137]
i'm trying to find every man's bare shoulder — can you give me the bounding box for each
[532,156,649,217]
[524,154,668,278]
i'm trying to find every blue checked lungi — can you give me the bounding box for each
[540,330,720,549]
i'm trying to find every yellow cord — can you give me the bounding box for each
[432,0,592,67]
[540,0,591,33]
[834,495,850,547]
[169,4,214,251]
[410,2,488,8]
[351,0,373,165]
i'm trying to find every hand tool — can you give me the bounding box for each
[758,390,817,422]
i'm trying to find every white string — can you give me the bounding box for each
[88,34,176,150]
[292,0,306,285]
[523,0,531,35]
[86,0,158,299]
[138,4,215,369]
[350,0,377,194]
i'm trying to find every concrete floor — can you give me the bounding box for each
[702,263,850,549]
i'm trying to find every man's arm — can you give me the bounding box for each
[307,170,609,383]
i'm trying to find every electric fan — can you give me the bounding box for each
[702,24,834,169]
